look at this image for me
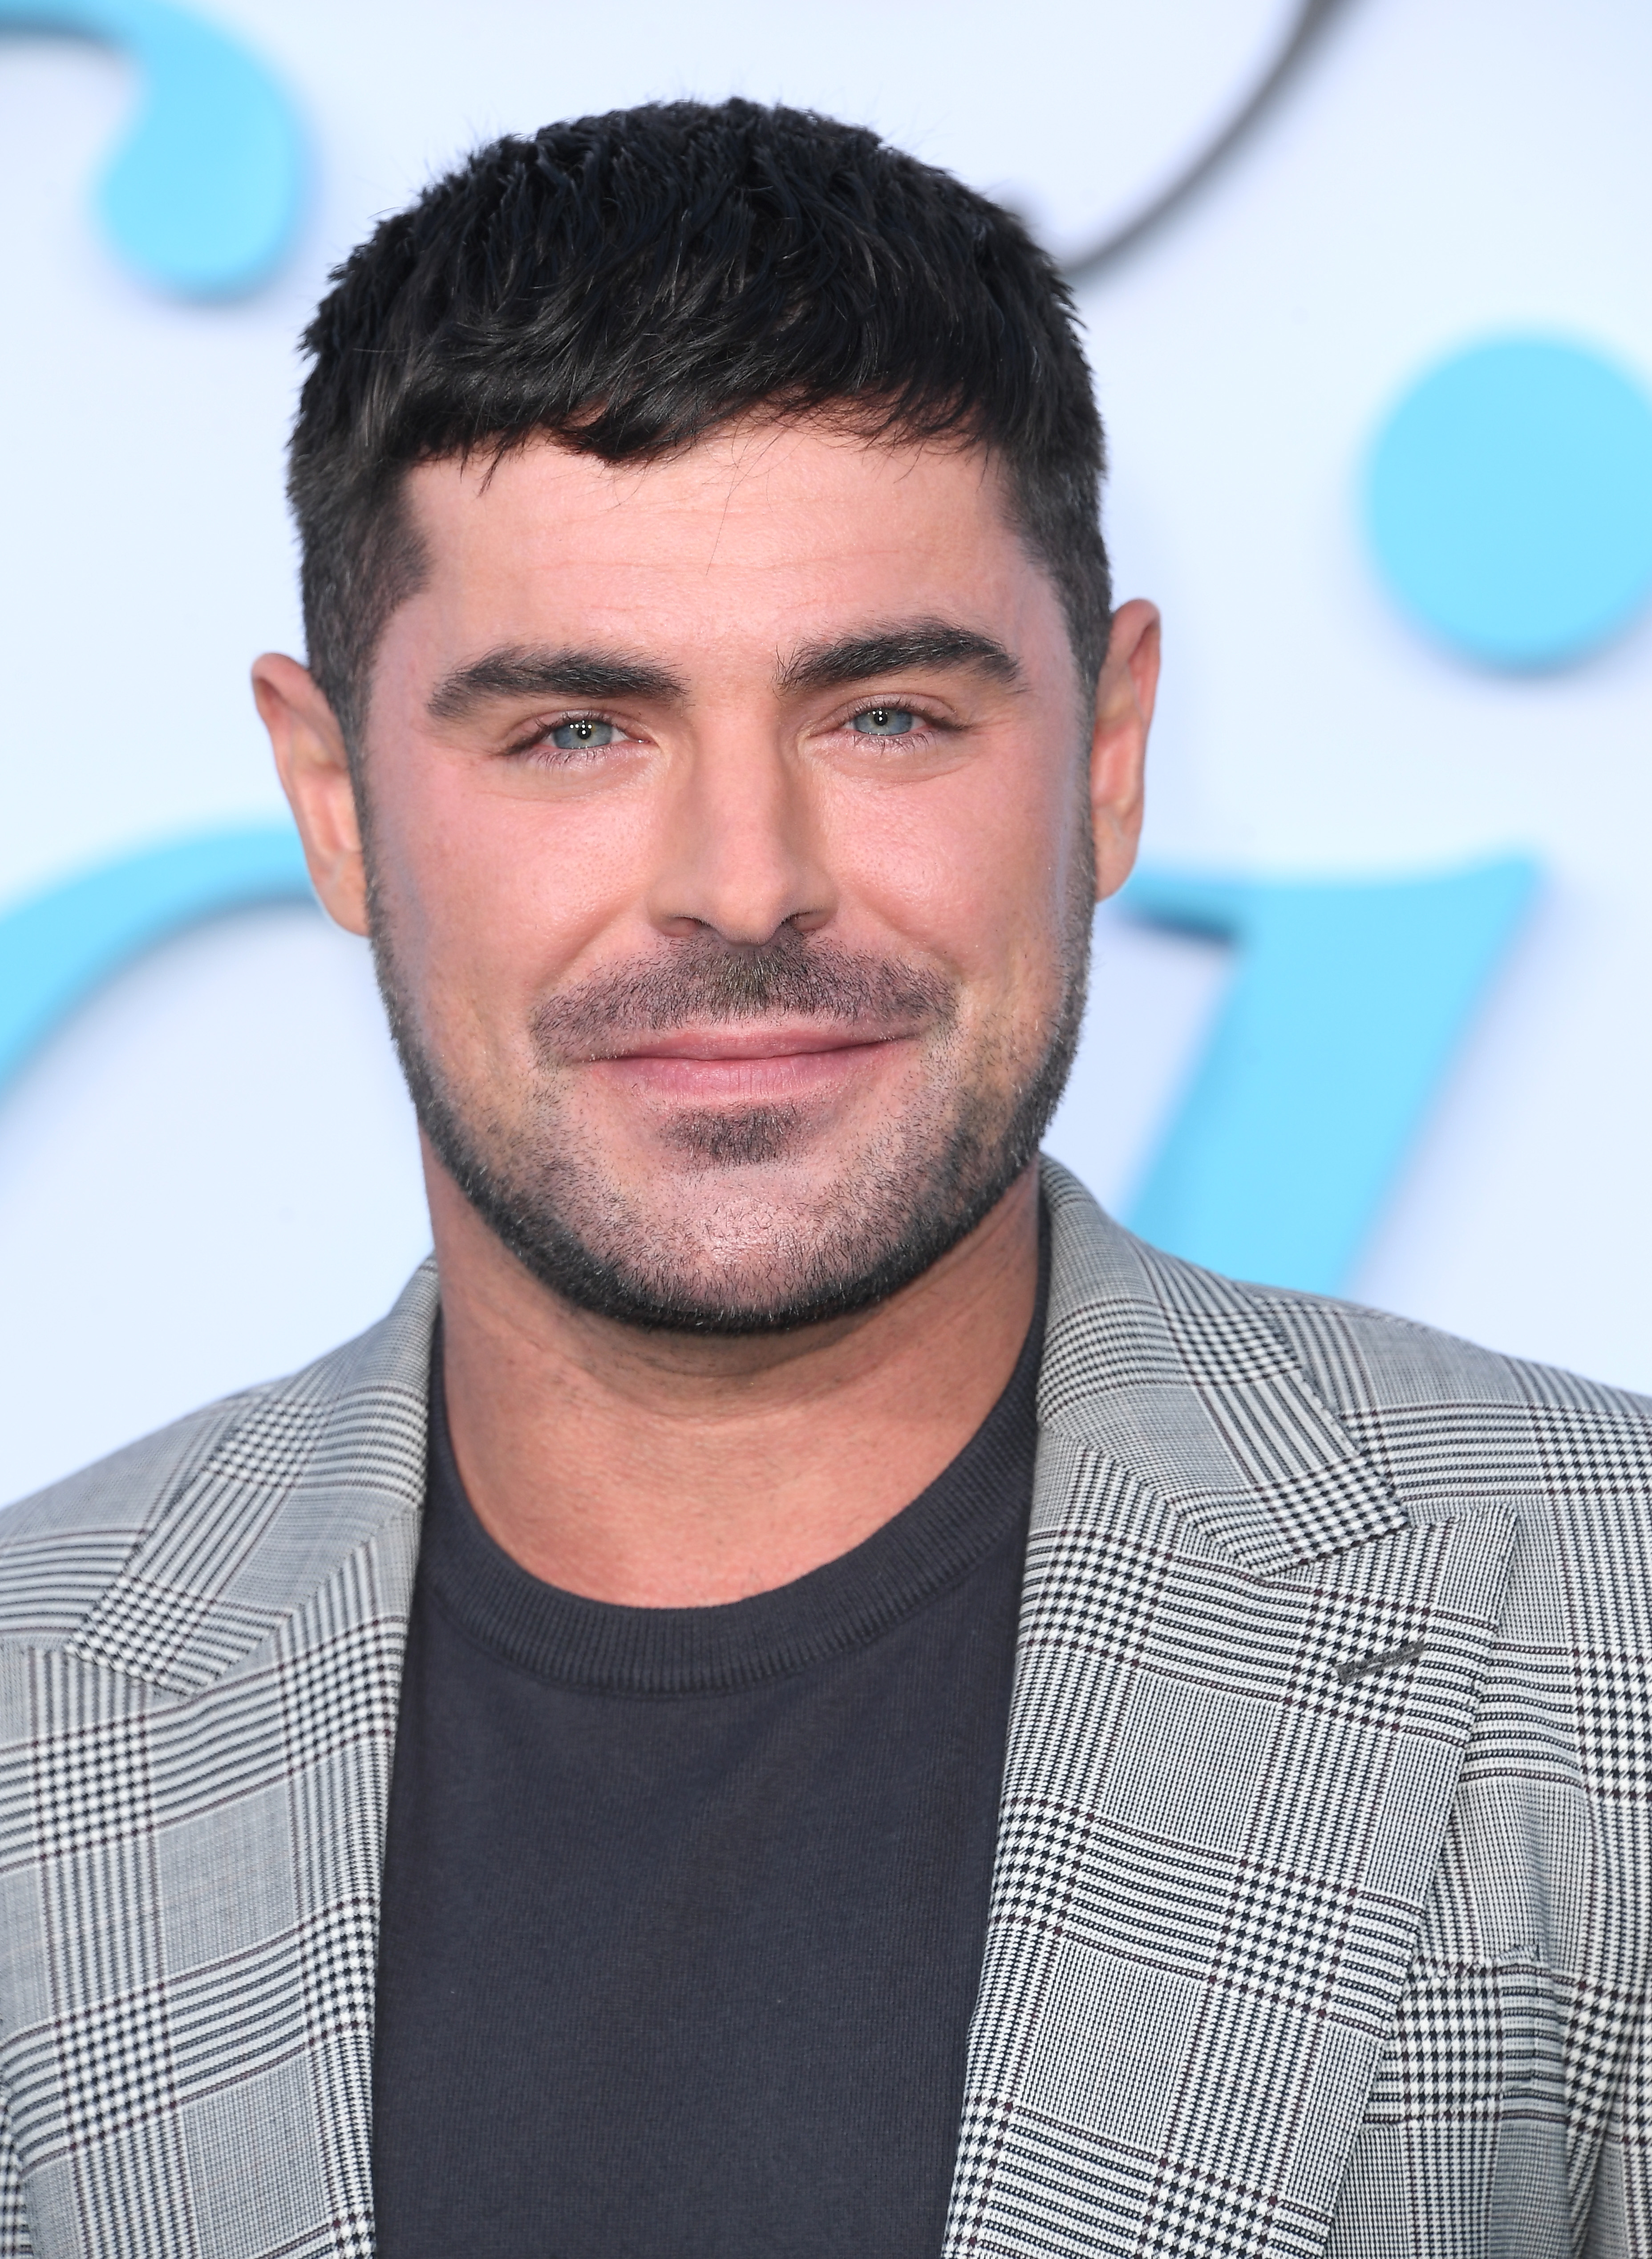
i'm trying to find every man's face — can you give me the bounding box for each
[301,422,1150,1330]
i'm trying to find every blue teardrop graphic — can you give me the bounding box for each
[0,0,305,296]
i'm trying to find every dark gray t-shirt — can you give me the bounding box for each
[372,1258,1044,2259]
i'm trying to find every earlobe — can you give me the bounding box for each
[251,652,372,938]
[1089,598,1160,903]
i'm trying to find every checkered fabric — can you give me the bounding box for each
[0,1161,1647,2256]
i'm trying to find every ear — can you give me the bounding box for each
[252,653,369,937]
[1088,598,1160,902]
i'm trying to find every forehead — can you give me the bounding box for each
[395,421,1064,675]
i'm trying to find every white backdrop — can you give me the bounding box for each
[4,0,1651,1502]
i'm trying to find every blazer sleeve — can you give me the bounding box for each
[0,2093,32,2258]
[1589,1986,1652,2256]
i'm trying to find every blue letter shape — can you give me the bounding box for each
[1120,857,1539,1293]
[0,825,314,1095]
[0,0,304,296]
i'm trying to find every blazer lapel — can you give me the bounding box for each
[21,1263,439,2259]
[944,1167,1518,2259]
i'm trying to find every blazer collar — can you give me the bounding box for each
[65,1259,438,1696]
[1038,1159,1407,1575]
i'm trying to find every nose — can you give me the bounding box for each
[645,725,836,946]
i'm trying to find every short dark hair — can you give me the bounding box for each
[290,98,1111,748]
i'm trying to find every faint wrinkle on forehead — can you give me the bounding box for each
[695,420,804,571]
[703,464,740,575]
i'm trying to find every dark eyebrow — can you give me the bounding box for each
[426,644,688,723]
[777,622,1023,696]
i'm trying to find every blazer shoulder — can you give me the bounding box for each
[1041,1158,1652,1470]
[0,1259,440,1652]
[1241,1277,1652,1511]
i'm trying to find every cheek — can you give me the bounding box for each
[368,750,656,1018]
[825,759,1079,991]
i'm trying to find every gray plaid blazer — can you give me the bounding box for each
[0,1162,1648,2257]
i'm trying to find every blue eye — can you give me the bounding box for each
[851,706,918,737]
[549,718,621,750]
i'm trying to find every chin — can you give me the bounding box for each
[522,1154,999,1337]
[624,1174,862,1277]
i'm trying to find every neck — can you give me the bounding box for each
[427,1159,1042,1607]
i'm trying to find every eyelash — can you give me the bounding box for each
[510,712,634,764]
[840,703,949,745]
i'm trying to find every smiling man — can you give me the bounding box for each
[1,98,1648,2259]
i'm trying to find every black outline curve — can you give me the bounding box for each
[1059,0,1359,283]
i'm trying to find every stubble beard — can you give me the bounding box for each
[370,850,1093,1337]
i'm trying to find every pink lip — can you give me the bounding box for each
[587,1023,912,1103]
[600,1023,898,1063]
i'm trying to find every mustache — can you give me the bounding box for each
[529,931,955,1056]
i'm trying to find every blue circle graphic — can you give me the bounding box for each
[1367,337,1652,668]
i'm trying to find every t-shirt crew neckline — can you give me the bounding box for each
[420,1211,1049,1702]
